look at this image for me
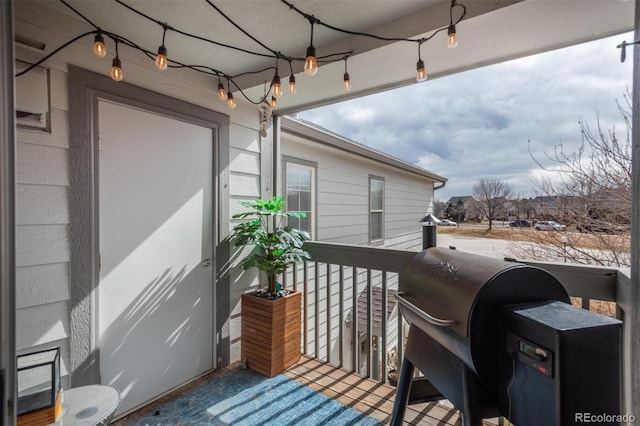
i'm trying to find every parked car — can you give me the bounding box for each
[534,220,567,231]
[509,220,531,228]
[438,219,457,226]
[577,220,627,234]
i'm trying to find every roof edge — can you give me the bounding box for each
[281,115,448,183]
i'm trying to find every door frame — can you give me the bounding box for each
[68,66,231,386]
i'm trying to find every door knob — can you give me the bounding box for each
[202,259,211,267]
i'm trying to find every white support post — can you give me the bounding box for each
[631,0,640,415]
[0,0,16,424]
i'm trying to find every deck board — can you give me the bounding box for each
[113,356,464,425]
[284,356,462,426]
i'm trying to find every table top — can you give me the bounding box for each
[50,385,121,426]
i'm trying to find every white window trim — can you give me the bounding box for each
[283,157,317,239]
[369,175,385,245]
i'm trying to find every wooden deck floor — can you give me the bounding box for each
[284,356,462,426]
[113,355,463,425]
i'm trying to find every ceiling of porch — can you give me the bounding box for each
[14,0,635,115]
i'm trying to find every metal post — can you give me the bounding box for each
[419,213,440,250]
[631,0,640,413]
[0,1,16,424]
[422,224,437,249]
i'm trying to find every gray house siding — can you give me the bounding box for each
[280,119,443,373]
[15,67,72,385]
[14,50,263,390]
[281,131,436,250]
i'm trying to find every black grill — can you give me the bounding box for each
[391,247,622,426]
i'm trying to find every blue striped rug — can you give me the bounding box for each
[128,367,383,425]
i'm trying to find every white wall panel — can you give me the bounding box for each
[16,142,69,186]
[16,263,70,309]
[15,224,70,267]
[16,184,69,225]
[16,301,69,350]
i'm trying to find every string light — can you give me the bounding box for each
[305,18,318,76]
[416,43,427,82]
[217,77,227,100]
[447,0,459,48]
[447,24,457,49]
[343,56,351,91]
[288,61,296,94]
[111,40,123,81]
[155,24,169,70]
[93,31,106,57]
[226,78,236,108]
[22,0,468,108]
[270,95,278,109]
[271,59,283,98]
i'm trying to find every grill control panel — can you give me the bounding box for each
[506,333,553,377]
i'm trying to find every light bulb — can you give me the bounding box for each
[416,59,427,82]
[217,83,227,101]
[93,33,106,58]
[111,57,123,81]
[227,92,236,109]
[447,25,458,48]
[305,46,318,76]
[155,45,167,70]
[343,72,351,91]
[272,74,282,98]
[289,75,297,94]
[270,96,277,109]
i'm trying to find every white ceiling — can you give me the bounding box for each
[14,0,635,114]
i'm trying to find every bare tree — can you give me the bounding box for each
[509,95,631,267]
[471,179,513,229]
[433,200,447,218]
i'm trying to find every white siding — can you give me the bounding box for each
[281,132,435,250]
[15,68,73,387]
[14,25,263,377]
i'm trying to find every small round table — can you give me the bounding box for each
[51,385,121,425]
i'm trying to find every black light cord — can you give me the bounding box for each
[204,0,276,56]
[617,39,640,63]
[19,0,470,105]
[15,31,95,77]
[281,0,466,45]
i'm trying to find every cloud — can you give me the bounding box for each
[299,32,633,202]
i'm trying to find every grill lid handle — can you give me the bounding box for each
[395,292,457,327]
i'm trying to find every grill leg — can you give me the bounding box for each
[390,356,415,426]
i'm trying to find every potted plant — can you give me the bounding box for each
[231,196,311,377]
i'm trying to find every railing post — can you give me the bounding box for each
[326,264,331,364]
[351,267,358,373]
[381,271,388,383]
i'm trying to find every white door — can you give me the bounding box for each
[98,100,214,414]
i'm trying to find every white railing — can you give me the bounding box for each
[286,241,631,412]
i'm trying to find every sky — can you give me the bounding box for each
[298,32,634,203]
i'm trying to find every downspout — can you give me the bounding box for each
[631,0,640,415]
[0,0,16,424]
[434,181,446,191]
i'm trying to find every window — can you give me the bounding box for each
[284,159,316,237]
[369,176,384,243]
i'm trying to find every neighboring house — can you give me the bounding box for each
[280,116,447,377]
[445,195,474,221]
[281,116,447,250]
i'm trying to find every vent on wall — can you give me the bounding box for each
[15,60,50,131]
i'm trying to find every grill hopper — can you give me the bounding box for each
[397,247,570,388]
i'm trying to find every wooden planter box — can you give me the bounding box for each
[241,290,301,377]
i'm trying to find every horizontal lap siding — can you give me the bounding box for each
[281,134,433,249]
[15,68,72,381]
[228,122,263,363]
